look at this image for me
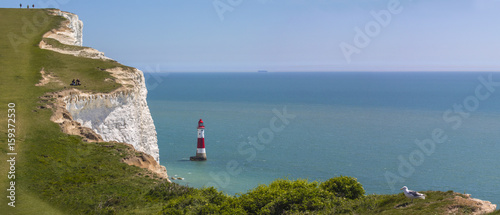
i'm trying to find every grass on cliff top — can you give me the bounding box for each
[1,9,125,95]
[0,8,498,215]
[41,37,88,51]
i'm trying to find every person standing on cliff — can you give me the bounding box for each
[20,3,22,8]
[32,4,35,8]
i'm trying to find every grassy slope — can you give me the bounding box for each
[0,8,65,215]
[0,9,164,214]
[0,8,498,215]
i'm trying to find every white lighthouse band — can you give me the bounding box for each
[197,148,206,153]
[197,129,204,138]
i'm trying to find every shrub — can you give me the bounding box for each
[320,176,365,200]
[145,182,195,201]
[157,186,245,214]
[237,178,331,214]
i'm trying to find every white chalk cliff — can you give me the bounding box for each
[40,10,161,164]
[44,10,83,46]
[64,69,160,162]
[40,10,111,60]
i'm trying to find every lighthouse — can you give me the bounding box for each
[190,119,207,161]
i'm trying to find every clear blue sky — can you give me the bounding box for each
[3,0,500,72]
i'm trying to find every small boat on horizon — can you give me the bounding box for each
[258,70,268,73]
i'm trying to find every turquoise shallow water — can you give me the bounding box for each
[146,72,500,205]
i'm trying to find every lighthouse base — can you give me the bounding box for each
[190,153,207,161]
[190,156,207,161]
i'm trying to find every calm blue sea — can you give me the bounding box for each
[145,72,500,206]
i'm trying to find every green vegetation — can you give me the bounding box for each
[320,175,365,200]
[0,8,497,214]
[0,8,160,214]
[237,179,332,214]
[41,37,88,52]
[147,178,497,215]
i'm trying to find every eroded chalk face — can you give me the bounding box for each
[64,69,159,163]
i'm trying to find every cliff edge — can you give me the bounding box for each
[38,9,167,179]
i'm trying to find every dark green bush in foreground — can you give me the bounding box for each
[147,182,245,214]
[237,178,332,214]
[320,175,365,200]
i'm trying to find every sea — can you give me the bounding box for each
[145,72,500,206]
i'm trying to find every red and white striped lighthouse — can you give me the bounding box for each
[190,119,207,161]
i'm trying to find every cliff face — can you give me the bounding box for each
[40,10,110,60]
[40,10,164,170]
[44,9,83,46]
[64,68,160,162]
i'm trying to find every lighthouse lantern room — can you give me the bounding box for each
[190,119,207,161]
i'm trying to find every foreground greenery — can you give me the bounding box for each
[0,8,498,214]
[149,178,500,215]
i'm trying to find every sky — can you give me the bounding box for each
[3,0,500,72]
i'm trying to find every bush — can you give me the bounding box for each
[320,176,365,200]
[237,178,331,214]
[157,186,245,214]
[145,182,195,201]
